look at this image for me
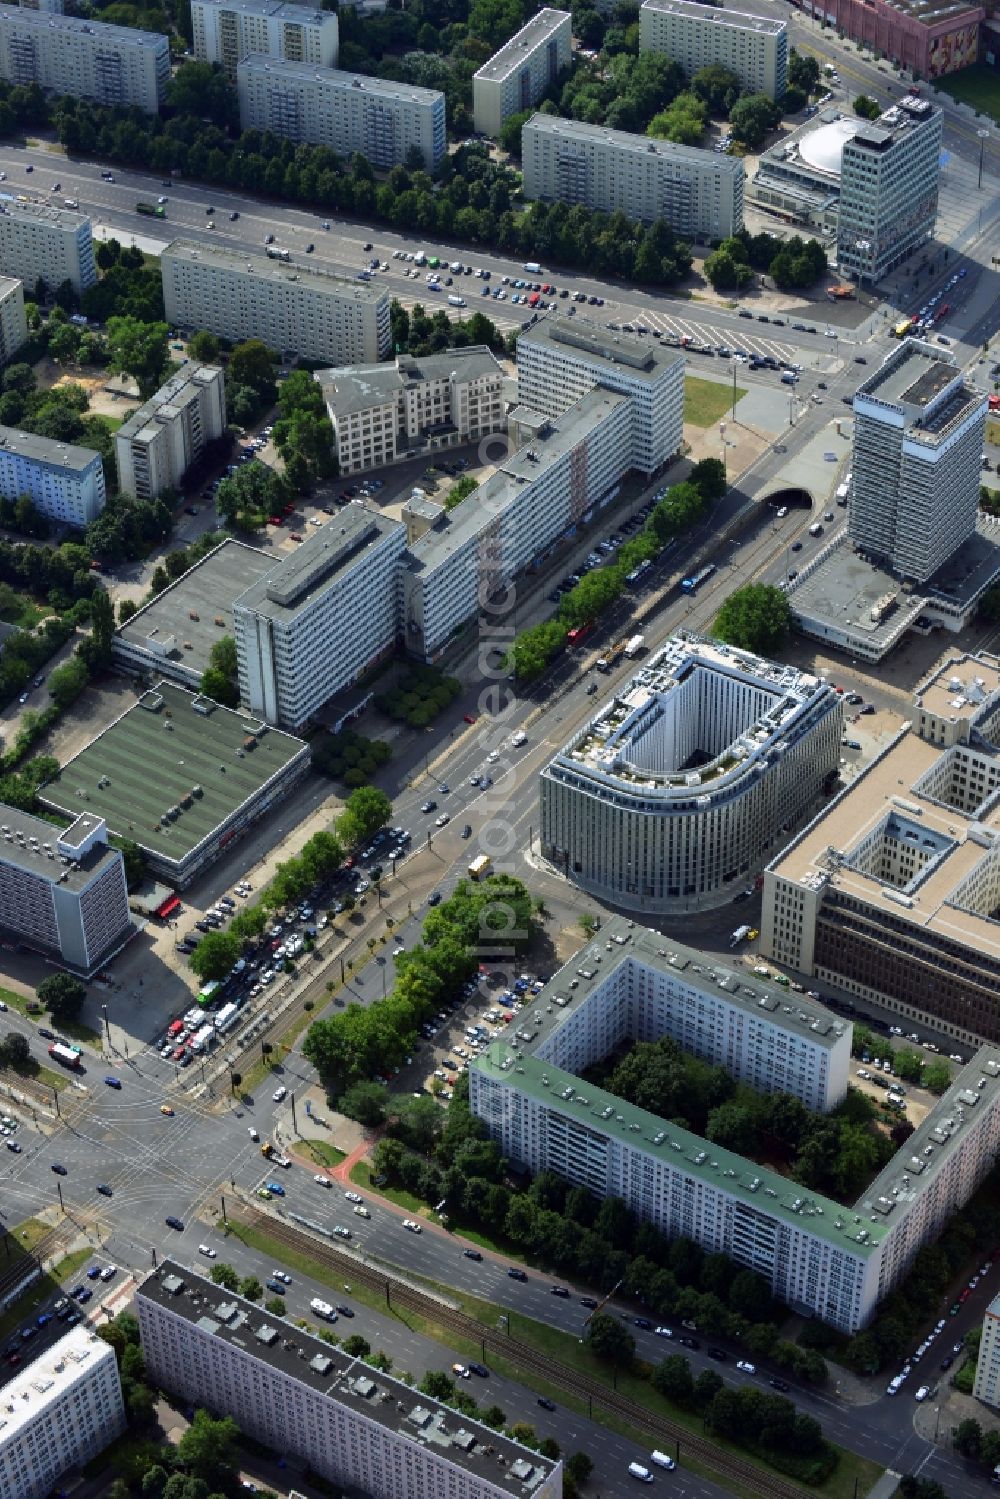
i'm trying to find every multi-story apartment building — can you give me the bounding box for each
[848,339,986,584]
[315,347,504,476]
[975,1293,1000,1409]
[191,0,337,76]
[0,275,27,362]
[136,1262,563,1499]
[470,919,1000,1332]
[540,633,843,914]
[161,241,391,367]
[0,6,169,111]
[237,56,445,169]
[234,507,405,730]
[473,8,571,137]
[639,0,787,100]
[114,365,226,502]
[522,114,745,242]
[0,200,95,297]
[762,652,1000,1051]
[516,314,684,477]
[0,1328,126,1499]
[20,0,66,12]
[0,426,105,527]
[403,388,632,662]
[837,95,941,282]
[0,807,131,975]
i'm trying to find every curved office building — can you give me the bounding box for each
[539,632,842,913]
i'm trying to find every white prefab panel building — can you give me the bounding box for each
[639,0,787,100]
[238,56,446,169]
[115,365,227,502]
[161,240,391,367]
[0,199,96,296]
[191,0,337,75]
[136,1262,563,1499]
[0,424,105,527]
[473,8,571,136]
[515,313,684,476]
[0,1328,125,1499]
[522,113,745,241]
[0,5,170,110]
[0,275,27,362]
[403,388,633,662]
[974,1294,1000,1408]
[234,506,406,730]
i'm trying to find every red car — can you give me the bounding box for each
[267,515,282,525]
[282,502,296,515]
[463,713,477,725]
[171,1045,186,1062]
[290,532,303,541]
[959,1288,971,1303]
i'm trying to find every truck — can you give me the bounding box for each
[469,854,492,880]
[265,246,290,261]
[48,1042,82,1070]
[595,639,627,673]
[729,924,751,948]
[63,198,79,209]
[448,294,466,307]
[214,1002,239,1034]
[136,202,165,217]
[261,1141,275,1158]
[310,1298,337,1321]
[189,1023,216,1054]
[624,634,645,658]
[197,980,220,1008]
[523,261,542,274]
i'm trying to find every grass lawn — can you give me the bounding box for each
[685,375,746,427]
[349,1158,424,1213]
[89,413,123,433]
[0,595,51,630]
[300,1139,346,1169]
[934,64,1000,125]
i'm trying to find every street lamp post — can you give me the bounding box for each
[979,130,990,191]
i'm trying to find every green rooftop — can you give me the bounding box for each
[42,682,308,864]
[473,1043,889,1258]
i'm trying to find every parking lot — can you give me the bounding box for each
[390,248,606,318]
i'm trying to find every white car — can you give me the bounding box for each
[271,1270,292,1284]
[403,1219,422,1233]
[736,1359,756,1374]
[198,1244,217,1258]
[314,1174,332,1188]
[100,1264,118,1280]
[655,1326,674,1338]
[272,1085,287,1102]
[345,1191,363,1204]
[353,1205,371,1218]
[452,1363,471,1379]
[332,1225,351,1238]
[915,1385,930,1402]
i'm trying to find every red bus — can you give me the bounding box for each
[527,292,540,308]
[566,623,594,646]
[48,1042,82,1070]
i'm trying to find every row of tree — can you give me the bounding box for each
[508,458,726,682]
[713,583,791,656]
[705,231,828,292]
[852,1026,954,1095]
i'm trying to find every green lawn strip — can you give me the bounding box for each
[90,414,123,432]
[227,1216,868,1496]
[300,1139,346,1169]
[684,375,746,427]
[349,1159,424,1213]
[934,65,1000,125]
[34,1063,71,1092]
[0,985,34,1016]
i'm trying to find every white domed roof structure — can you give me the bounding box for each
[798,118,864,178]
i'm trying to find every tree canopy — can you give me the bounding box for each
[714,583,791,656]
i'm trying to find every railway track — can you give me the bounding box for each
[237,1206,811,1499]
[0,1220,78,1304]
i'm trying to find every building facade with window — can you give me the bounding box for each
[0,200,96,296]
[0,807,131,975]
[161,241,391,366]
[136,1262,562,1499]
[470,919,1000,1332]
[115,365,226,502]
[0,1328,125,1499]
[473,8,571,137]
[0,276,27,362]
[0,425,105,527]
[233,507,406,730]
[974,1292,1000,1408]
[0,7,170,110]
[639,0,787,99]
[540,633,843,914]
[836,95,941,283]
[237,56,445,169]
[522,114,745,242]
[191,0,337,75]
[515,313,685,477]
[315,347,504,475]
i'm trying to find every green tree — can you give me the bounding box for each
[729,93,782,148]
[893,1049,924,1085]
[787,49,820,95]
[265,1296,286,1315]
[714,583,791,655]
[853,94,881,120]
[338,785,392,848]
[209,1262,239,1290]
[187,330,221,364]
[922,1060,952,1094]
[216,460,290,531]
[166,61,237,127]
[340,1079,389,1126]
[342,1333,371,1357]
[199,633,239,707]
[420,1370,456,1401]
[239,1275,262,1301]
[90,587,115,667]
[647,91,708,145]
[585,1312,635,1366]
[176,1409,239,1489]
[690,457,727,502]
[704,241,753,291]
[229,338,277,398]
[953,1417,982,1458]
[0,1031,31,1068]
[106,315,170,400]
[119,839,146,891]
[189,930,240,981]
[37,971,87,1020]
[652,1353,695,1403]
[691,63,742,113]
[499,108,532,157]
[47,655,90,710]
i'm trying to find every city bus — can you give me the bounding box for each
[681,564,717,594]
[197,980,221,1008]
[48,1042,82,1070]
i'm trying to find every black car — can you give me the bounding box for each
[364,242,373,251]
[96,1184,113,1197]
[468,1361,490,1377]
[265,1279,286,1294]
[428,892,442,907]
[854,355,867,364]
[462,825,472,839]
[817,381,827,390]
[306,243,314,253]
[580,1297,599,1309]
[677,1335,699,1349]
[205,205,214,214]
[635,1317,653,1329]
[769,1377,790,1391]
[550,1286,570,1298]
[51,1163,68,1176]
[841,396,854,406]
[39,1028,56,1040]
[230,210,239,220]
[940,1354,954,1371]
[336,1304,354,1317]
[165,1215,184,1230]
[507,1267,527,1281]
[421,800,437,814]
[6,1141,21,1153]
[537,1397,556,1411]
[707,1347,728,1361]
[464,1249,483,1261]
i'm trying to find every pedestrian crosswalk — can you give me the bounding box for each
[603,306,806,366]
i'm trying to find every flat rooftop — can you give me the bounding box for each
[116,538,273,677]
[115,365,222,444]
[42,682,307,862]
[641,0,786,33]
[0,803,118,892]
[316,347,501,420]
[161,240,386,306]
[198,0,325,17]
[525,112,745,175]
[474,7,569,81]
[234,507,403,624]
[0,424,100,475]
[0,1327,116,1432]
[860,338,958,411]
[846,95,939,153]
[520,311,686,382]
[239,55,443,104]
[913,651,1000,726]
[407,388,629,574]
[0,198,89,233]
[138,1262,558,1496]
[0,7,168,43]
